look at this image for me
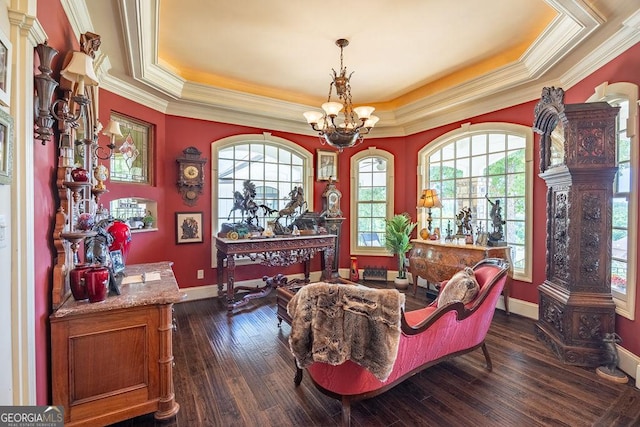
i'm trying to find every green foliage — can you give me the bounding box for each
[384,213,417,279]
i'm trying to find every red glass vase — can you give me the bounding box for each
[71,167,89,182]
[108,220,132,261]
[69,264,91,300]
[85,266,109,303]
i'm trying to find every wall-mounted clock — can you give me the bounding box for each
[176,146,207,205]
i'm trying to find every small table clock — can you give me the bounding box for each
[321,178,342,218]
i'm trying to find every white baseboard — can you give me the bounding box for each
[616,344,640,385]
[179,271,322,302]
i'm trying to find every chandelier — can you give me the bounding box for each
[303,39,379,150]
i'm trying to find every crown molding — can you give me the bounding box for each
[62,0,639,140]
[561,8,640,88]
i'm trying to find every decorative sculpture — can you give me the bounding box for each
[596,333,628,383]
[454,207,472,238]
[486,194,506,246]
[222,180,276,236]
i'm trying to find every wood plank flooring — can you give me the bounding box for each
[111,282,640,427]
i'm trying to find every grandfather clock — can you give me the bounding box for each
[533,87,619,366]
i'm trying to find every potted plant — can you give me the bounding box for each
[384,213,417,289]
[142,211,155,229]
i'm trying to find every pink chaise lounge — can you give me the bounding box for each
[289,258,510,426]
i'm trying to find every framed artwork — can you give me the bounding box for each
[110,250,126,274]
[316,149,338,181]
[0,28,11,107]
[176,212,203,244]
[109,112,154,184]
[0,109,13,185]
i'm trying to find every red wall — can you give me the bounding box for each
[565,42,640,355]
[35,0,640,404]
[34,0,81,405]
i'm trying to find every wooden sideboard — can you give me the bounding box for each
[409,239,513,313]
[50,262,184,426]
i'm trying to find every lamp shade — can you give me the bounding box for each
[418,189,442,208]
[303,111,324,124]
[353,106,375,119]
[102,119,122,138]
[364,115,379,128]
[321,101,344,116]
[61,51,99,95]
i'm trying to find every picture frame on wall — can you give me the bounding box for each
[176,212,204,244]
[0,28,12,107]
[316,149,338,181]
[0,109,14,185]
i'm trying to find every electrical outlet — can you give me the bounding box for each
[197,269,204,279]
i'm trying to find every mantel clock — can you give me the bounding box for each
[176,146,206,205]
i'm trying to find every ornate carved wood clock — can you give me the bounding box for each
[533,87,619,367]
[176,146,206,205]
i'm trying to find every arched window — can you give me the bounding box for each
[211,133,313,263]
[350,148,395,255]
[588,82,638,320]
[418,123,534,281]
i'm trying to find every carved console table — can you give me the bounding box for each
[408,239,512,313]
[216,234,336,312]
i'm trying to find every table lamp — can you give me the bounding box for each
[418,189,442,233]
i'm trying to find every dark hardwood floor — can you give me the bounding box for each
[112,282,640,427]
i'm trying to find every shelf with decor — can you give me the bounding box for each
[34,33,180,426]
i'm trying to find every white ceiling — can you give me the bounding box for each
[65,0,640,137]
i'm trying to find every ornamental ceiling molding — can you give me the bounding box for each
[60,0,640,138]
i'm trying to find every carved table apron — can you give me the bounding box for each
[215,234,336,313]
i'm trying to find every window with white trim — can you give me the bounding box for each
[350,148,394,255]
[418,123,533,281]
[588,82,638,320]
[211,134,313,263]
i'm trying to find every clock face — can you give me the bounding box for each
[184,165,200,180]
[328,192,339,208]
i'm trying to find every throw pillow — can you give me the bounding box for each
[437,267,480,307]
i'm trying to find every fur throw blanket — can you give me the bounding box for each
[287,282,405,382]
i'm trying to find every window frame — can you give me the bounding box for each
[350,147,395,256]
[210,133,313,266]
[587,82,638,320]
[418,122,534,282]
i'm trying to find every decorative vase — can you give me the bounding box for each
[71,167,89,182]
[394,276,410,290]
[419,228,429,240]
[85,266,109,303]
[93,164,109,190]
[430,227,440,240]
[70,264,91,300]
[108,220,132,261]
[350,257,359,282]
[76,212,95,231]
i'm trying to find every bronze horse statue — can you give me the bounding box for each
[275,186,307,222]
[227,180,276,227]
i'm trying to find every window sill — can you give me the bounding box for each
[131,227,158,234]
